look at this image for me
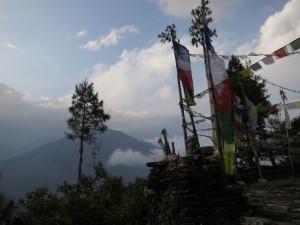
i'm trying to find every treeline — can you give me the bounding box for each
[10,162,147,225]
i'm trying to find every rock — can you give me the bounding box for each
[145,153,246,225]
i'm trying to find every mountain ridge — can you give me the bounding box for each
[0,129,159,200]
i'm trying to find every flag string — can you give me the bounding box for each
[262,78,300,94]
[190,36,300,72]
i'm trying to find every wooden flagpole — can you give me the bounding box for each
[171,39,188,149]
[202,26,223,161]
[240,85,263,180]
[280,89,295,177]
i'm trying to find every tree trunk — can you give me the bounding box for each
[78,137,84,181]
[78,111,86,181]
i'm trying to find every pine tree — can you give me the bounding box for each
[66,80,110,181]
[227,56,273,167]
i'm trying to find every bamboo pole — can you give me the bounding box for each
[240,84,263,180]
[280,89,295,177]
[201,30,223,161]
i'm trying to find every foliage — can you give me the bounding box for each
[265,114,300,165]
[227,56,274,168]
[13,186,62,225]
[13,164,148,225]
[0,190,15,225]
[290,115,300,136]
[158,24,179,43]
[66,79,110,181]
[189,0,217,47]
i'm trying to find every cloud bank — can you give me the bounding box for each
[81,25,138,51]
[76,30,87,37]
[149,0,243,21]
[1,42,23,52]
[107,148,163,167]
[0,84,69,150]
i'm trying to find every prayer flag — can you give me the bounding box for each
[267,105,277,112]
[245,97,258,130]
[223,141,234,175]
[284,103,291,130]
[194,89,209,98]
[234,109,244,132]
[206,37,234,175]
[289,37,300,51]
[204,25,215,52]
[248,52,259,56]
[209,52,233,144]
[273,46,289,59]
[214,79,232,113]
[174,42,196,106]
[249,62,262,71]
[209,52,229,85]
[261,55,275,65]
[294,100,300,108]
[234,109,243,147]
[239,69,251,78]
[220,55,230,60]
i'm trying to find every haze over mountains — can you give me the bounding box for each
[0,129,161,200]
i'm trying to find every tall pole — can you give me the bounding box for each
[241,85,263,180]
[233,98,239,180]
[186,105,200,148]
[280,89,294,177]
[172,39,188,148]
[202,30,223,161]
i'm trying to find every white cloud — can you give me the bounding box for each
[76,30,87,37]
[234,0,300,120]
[156,84,173,100]
[256,0,300,53]
[80,25,138,51]
[251,0,300,104]
[1,42,23,52]
[90,41,175,112]
[149,0,243,21]
[88,41,188,138]
[235,0,300,56]
[107,148,163,167]
[0,84,68,149]
[87,37,214,140]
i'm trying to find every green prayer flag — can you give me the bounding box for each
[217,113,233,144]
[290,37,300,51]
[258,105,268,112]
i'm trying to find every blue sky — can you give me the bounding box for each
[1,0,300,158]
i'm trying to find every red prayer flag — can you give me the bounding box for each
[174,42,196,106]
[273,46,289,59]
[214,79,232,113]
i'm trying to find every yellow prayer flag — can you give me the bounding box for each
[223,141,234,175]
[239,69,251,78]
[293,100,300,109]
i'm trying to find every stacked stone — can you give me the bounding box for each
[241,178,300,225]
[145,153,248,225]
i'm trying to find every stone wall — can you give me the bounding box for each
[145,153,248,225]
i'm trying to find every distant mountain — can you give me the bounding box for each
[0,136,60,161]
[0,129,159,200]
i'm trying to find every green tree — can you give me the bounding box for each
[260,114,286,166]
[290,115,300,136]
[189,0,217,47]
[0,191,15,225]
[13,186,62,225]
[66,80,110,181]
[228,56,272,128]
[13,164,149,225]
[227,56,274,167]
[118,177,148,225]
